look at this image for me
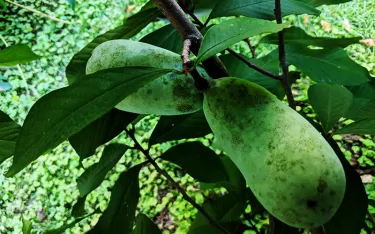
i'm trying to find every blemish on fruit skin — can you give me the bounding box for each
[147,89,152,94]
[176,104,194,113]
[317,178,328,193]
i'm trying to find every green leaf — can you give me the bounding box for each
[220,51,285,99]
[335,119,375,135]
[0,110,20,165]
[312,0,352,6]
[77,144,129,197]
[22,216,32,234]
[0,44,41,67]
[347,81,375,100]
[344,98,375,120]
[200,156,246,194]
[72,195,87,218]
[161,142,228,183]
[66,2,160,84]
[188,192,246,234]
[66,0,75,9]
[44,215,90,234]
[69,109,137,159]
[208,0,320,21]
[324,138,367,234]
[308,84,353,133]
[0,0,6,10]
[197,18,287,63]
[90,165,142,234]
[132,214,161,234]
[6,67,170,177]
[261,27,360,48]
[286,45,370,86]
[149,111,211,145]
[140,24,183,54]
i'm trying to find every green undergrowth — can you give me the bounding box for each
[0,0,375,233]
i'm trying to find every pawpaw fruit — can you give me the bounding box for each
[86,39,205,115]
[203,77,346,229]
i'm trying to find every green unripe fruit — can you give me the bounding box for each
[86,39,204,115]
[203,77,346,229]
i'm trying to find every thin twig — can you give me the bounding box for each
[227,49,282,81]
[5,0,80,25]
[245,38,256,58]
[242,212,260,234]
[152,0,230,79]
[275,0,296,110]
[0,35,30,95]
[125,127,230,234]
[367,210,375,232]
[269,214,276,234]
[182,39,192,74]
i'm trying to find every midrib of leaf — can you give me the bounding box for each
[324,94,332,131]
[108,179,136,228]
[17,71,164,157]
[215,0,274,14]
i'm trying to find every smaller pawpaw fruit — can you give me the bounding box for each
[86,39,206,115]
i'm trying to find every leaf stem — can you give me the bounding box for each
[227,49,282,81]
[274,0,296,110]
[125,127,230,234]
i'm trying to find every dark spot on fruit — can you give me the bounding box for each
[317,178,328,193]
[147,89,152,94]
[231,131,243,147]
[163,80,169,85]
[266,159,273,165]
[176,104,194,113]
[173,81,191,99]
[307,199,318,209]
[329,190,336,196]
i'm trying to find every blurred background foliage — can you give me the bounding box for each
[0,0,375,233]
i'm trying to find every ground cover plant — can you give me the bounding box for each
[1,0,375,233]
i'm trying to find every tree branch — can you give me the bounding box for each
[227,49,282,81]
[152,0,230,79]
[125,127,230,234]
[275,0,296,110]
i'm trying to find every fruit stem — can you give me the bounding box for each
[275,0,296,110]
[125,127,231,234]
[152,0,230,79]
[182,38,209,91]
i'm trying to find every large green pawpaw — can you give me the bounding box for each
[86,39,205,115]
[203,77,346,229]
